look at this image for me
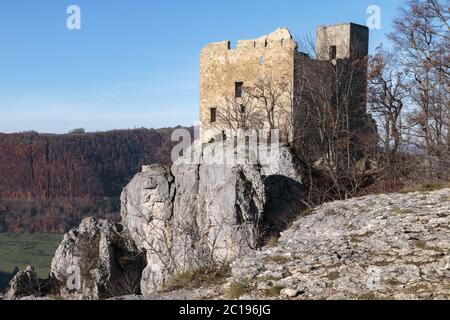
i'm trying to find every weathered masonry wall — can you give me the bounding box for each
[316,23,369,61]
[200,28,297,143]
[199,23,370,144]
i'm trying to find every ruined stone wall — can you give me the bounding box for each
[199,23,370,145]
[316,23,370,116]
[349,23,369,60]
[316,23,369,61]
[315,23,374,158]
[200,28,297,143]
[317,24,352,60]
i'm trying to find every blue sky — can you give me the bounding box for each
[0,0,405,133]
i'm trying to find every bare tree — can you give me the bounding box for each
[124,197,255,289]
[295,37,376,201]
[244,77,294,141]
[368,45,408,175]
[106,268,142,297]
[389,0,450,179]
[390,0,449,77]
[216,94,264,135]
[215,76,294,143]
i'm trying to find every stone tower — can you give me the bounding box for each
[199,23,370,145]
[316,23,369,61]
[316,22,371,123]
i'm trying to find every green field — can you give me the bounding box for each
[0,233,62,279]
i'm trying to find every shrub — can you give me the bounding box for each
[263,255,289,264]
[161,266,230,293]
[226,281,249,299]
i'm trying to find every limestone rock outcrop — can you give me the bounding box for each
[50,217,145,299]
[46,142,305,298]
[229,188,450,300]
[4,266,40,300]
[10,148,450,300]
[120,143,305,295]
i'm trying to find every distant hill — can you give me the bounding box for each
[0,127,191,233]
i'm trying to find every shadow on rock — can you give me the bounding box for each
[263,175,306,239]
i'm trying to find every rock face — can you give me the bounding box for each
[47,142,305,298]
[50,217,145,299]
[120,143,305,295]
[15,145,450,300]
[4,266,40,300]
[229,188,450,300]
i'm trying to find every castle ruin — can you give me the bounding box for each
[199,23,372,148]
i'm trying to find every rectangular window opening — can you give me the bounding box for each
[235,82,244,98]
[330,46,337,60]
[210,108,217,123]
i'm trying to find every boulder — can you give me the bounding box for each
[48,142,306,298]
[4,266,40,300]
[120,161,268,294]
[50,217,145,300]
[120,143,305,295]
[280,288,299,298]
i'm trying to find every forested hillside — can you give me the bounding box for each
[0,127,189,233]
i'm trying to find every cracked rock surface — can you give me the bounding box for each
[229,189,450,300]
[120,143,305,295]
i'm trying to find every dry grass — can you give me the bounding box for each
[266,236,279,247]
[302,208,316,217]
[349,231,375,244]
[263,285,284,297]
[357,292,380,300]
[161,266,231,293]
[401,181,450,193]
[393,207,414,214]
[226,281,249,299]
[404,284,431,295]
[414,240,429,250]
[413,240,444,253]
[325,271,340,281]
[263,255,289,264]
[383,278,403,287]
